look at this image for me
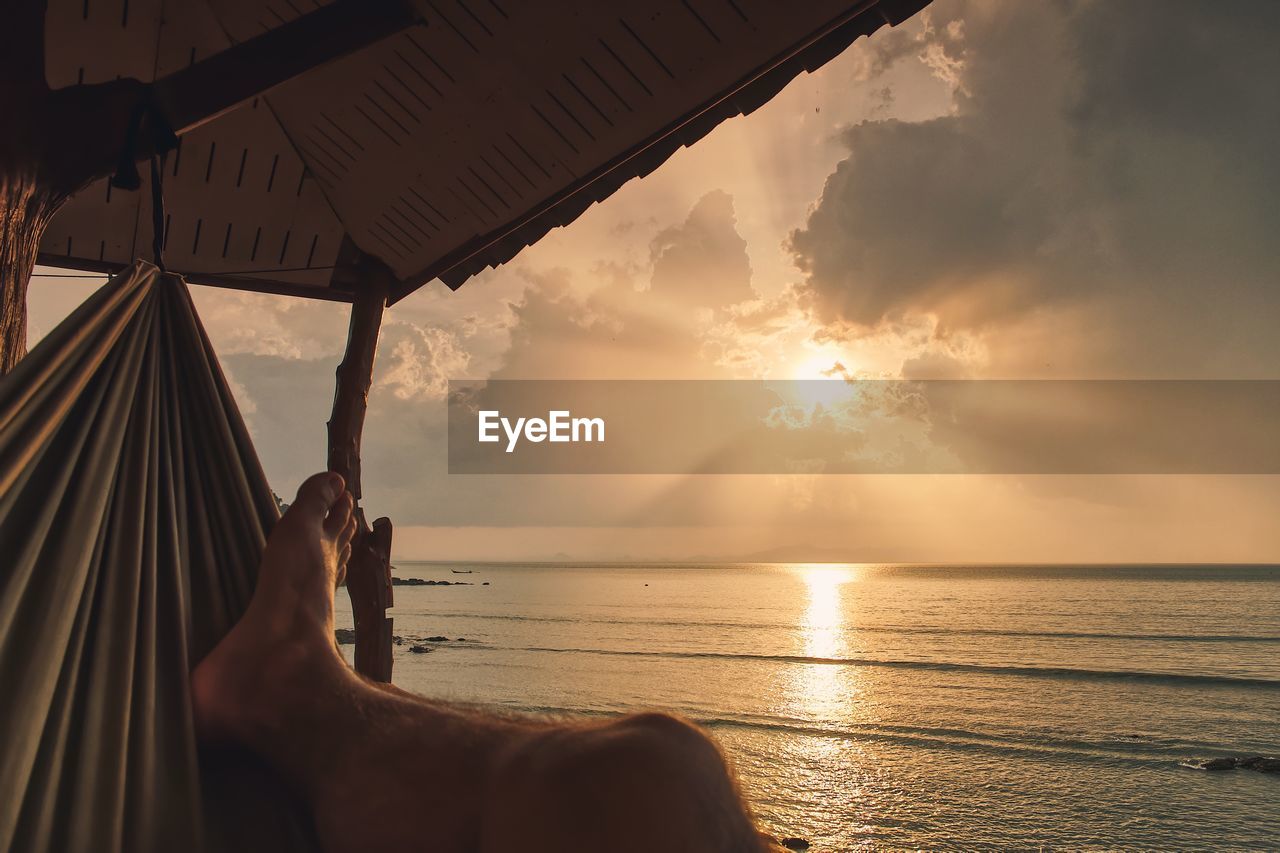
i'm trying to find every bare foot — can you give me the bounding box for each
[192,471,358,740]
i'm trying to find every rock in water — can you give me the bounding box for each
[1238,756,1280,773]
[408,644,433,654]
[1188,755,1280,773]
[335,628,403,646]
[1198,757,1238,771]
[780,839,810,851]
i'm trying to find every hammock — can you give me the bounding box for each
[0,262,319,852]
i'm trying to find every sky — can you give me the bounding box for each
[29,0,1280,562]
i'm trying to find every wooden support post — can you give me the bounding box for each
[1,2,65,374]
[327,258,394,682]
[0,173,60,374]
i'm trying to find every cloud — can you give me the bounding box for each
[648,189,756,311]
[215,190,792,527]
[50,3,1272,560]
[839,4,967,91]
[492,191,766,381]
[219,352,337,488]
[788,0,1280,376]
[190,288,349,360]
[376,321,471,400]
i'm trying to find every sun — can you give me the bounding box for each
[780,353,855,408]
[791,354,847,382]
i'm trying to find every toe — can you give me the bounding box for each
[292,472,345,523]
[324,490,355,537]
[337,514,358,550]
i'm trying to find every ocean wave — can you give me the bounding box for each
[418,611,1280,644]
[484,701,1240,766]
[697,717,1163,760]
[464,644,1280,688]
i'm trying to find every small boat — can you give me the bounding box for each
[451,569,473,574]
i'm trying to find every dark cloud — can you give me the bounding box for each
[789,0,1280,375]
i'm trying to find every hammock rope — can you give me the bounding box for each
[0,262,318,853]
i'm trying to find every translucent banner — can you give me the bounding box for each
[446,380,1280,474]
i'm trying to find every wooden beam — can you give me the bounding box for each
[153,0,418,136]
[3,0,413,368]
[326,257,395,681]
[1,0,46,90]
[31,0,418,195]
[34,253,358,303]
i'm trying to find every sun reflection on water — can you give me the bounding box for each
[753,565,867,842]
[801,564,855,659]
[794,564,858,719]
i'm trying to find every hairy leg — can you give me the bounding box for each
[481,711,768,853]
[193,472,767,853]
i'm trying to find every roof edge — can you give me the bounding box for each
[389,0,931,303]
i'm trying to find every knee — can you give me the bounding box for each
[488,713,763,851]
[576,713,759,849]
[528,711,721,797]
[611,711,726,778]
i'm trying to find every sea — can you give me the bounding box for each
[335,563,1280,851]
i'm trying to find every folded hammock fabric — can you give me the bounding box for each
[0,262,319,853]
